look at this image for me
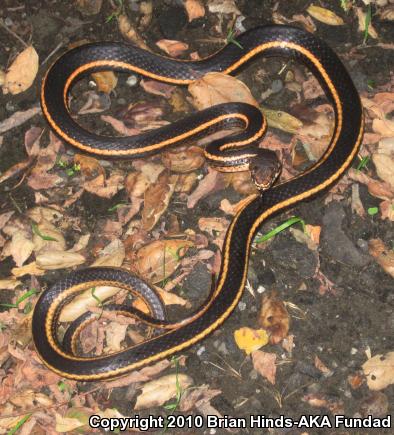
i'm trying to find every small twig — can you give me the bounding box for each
[0,19,28,48]
[41,41,64,66]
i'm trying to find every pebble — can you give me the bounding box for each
[126,75,138,86]
[237,301,246,311]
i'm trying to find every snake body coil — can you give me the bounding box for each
[33,25,363,380]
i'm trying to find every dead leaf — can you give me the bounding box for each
[74,154,105,178]
[83,171,124,198]
[140,80,175,98]
[0,278,21,290]
[252,350,277,385]
[302,74,325,100]
[141,172,178,231]
[348,372,365,389]
[104,359,172,388]
[117,14,149,50]
[162,146,205,172]
[134,374,193,409]
[9,231,34,267]
[32,220,66,254]
[314,355,333,376]
[307,4,344,25]
[36,250,86,270]
[133,239,193,283]
[380,199,394,221]
[207,0,241,15]
[0,106,41,134]
[187,168,230,208]
[362,352,394,391]
[379,5,394,21]
[76,0,103,15]
[105,322,128,352]
[356,7,378,39]
[258,291,290,344]
[12,261,45,277]
[3,46,39,94]
[91,71,118,93]
[234,327,269,355]
[348,169,394,200]
[368,239,394,278]
[27,206,63,224]
[55,413,86,433]
[198,217,229,237]
[189,72,258,109]
[373,138,394,188]
[262,107,303,134]
[156,39,189,57]
[185,0,205,21]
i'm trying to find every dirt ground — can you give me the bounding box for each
[0,1,393,434]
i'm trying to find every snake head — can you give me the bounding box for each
[249,150,282,192]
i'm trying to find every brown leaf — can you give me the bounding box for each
[362,352,394,391]
[12,261,45,277]
[140,80,175,98]
[174,172,197,193]
[356,7,378,39]
[252,350,277,385]
[307,4,344,25]
[133,239,193,283]
[104,359,171,389]
[0,158,32,185]
[83,172,124,198]
[314,355,333,376]
[262,107,303,134]
[105,322,128,352]
[32,221,66,254]
[3,46,39,94]
[142,172,178,231]
[185,0,205,21]
[36,250,86,270]
[162,146,205,173]
[198,217,229,237]
[0,278,21,290]
[302,74,325,100]
[156,39,189,57]
[258,291,290,344]
[180,384,221,412]
[348,168,394,200]
[189,72,258,109]
[0,106,41,134]
[76,0,103,15]
[348,372,365,390]
[187,168,230,208]
[207,0,241,15]
[101,115,140,136]
[373,138,394,188]
[9,231,34,267]
[74,154,105,178]
[134,374,193,410]
[91,70,118,93]
[368,239,394,278]
[117,14,149,50]
[380,199,394,221]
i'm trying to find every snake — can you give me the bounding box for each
[33,25,364,381]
